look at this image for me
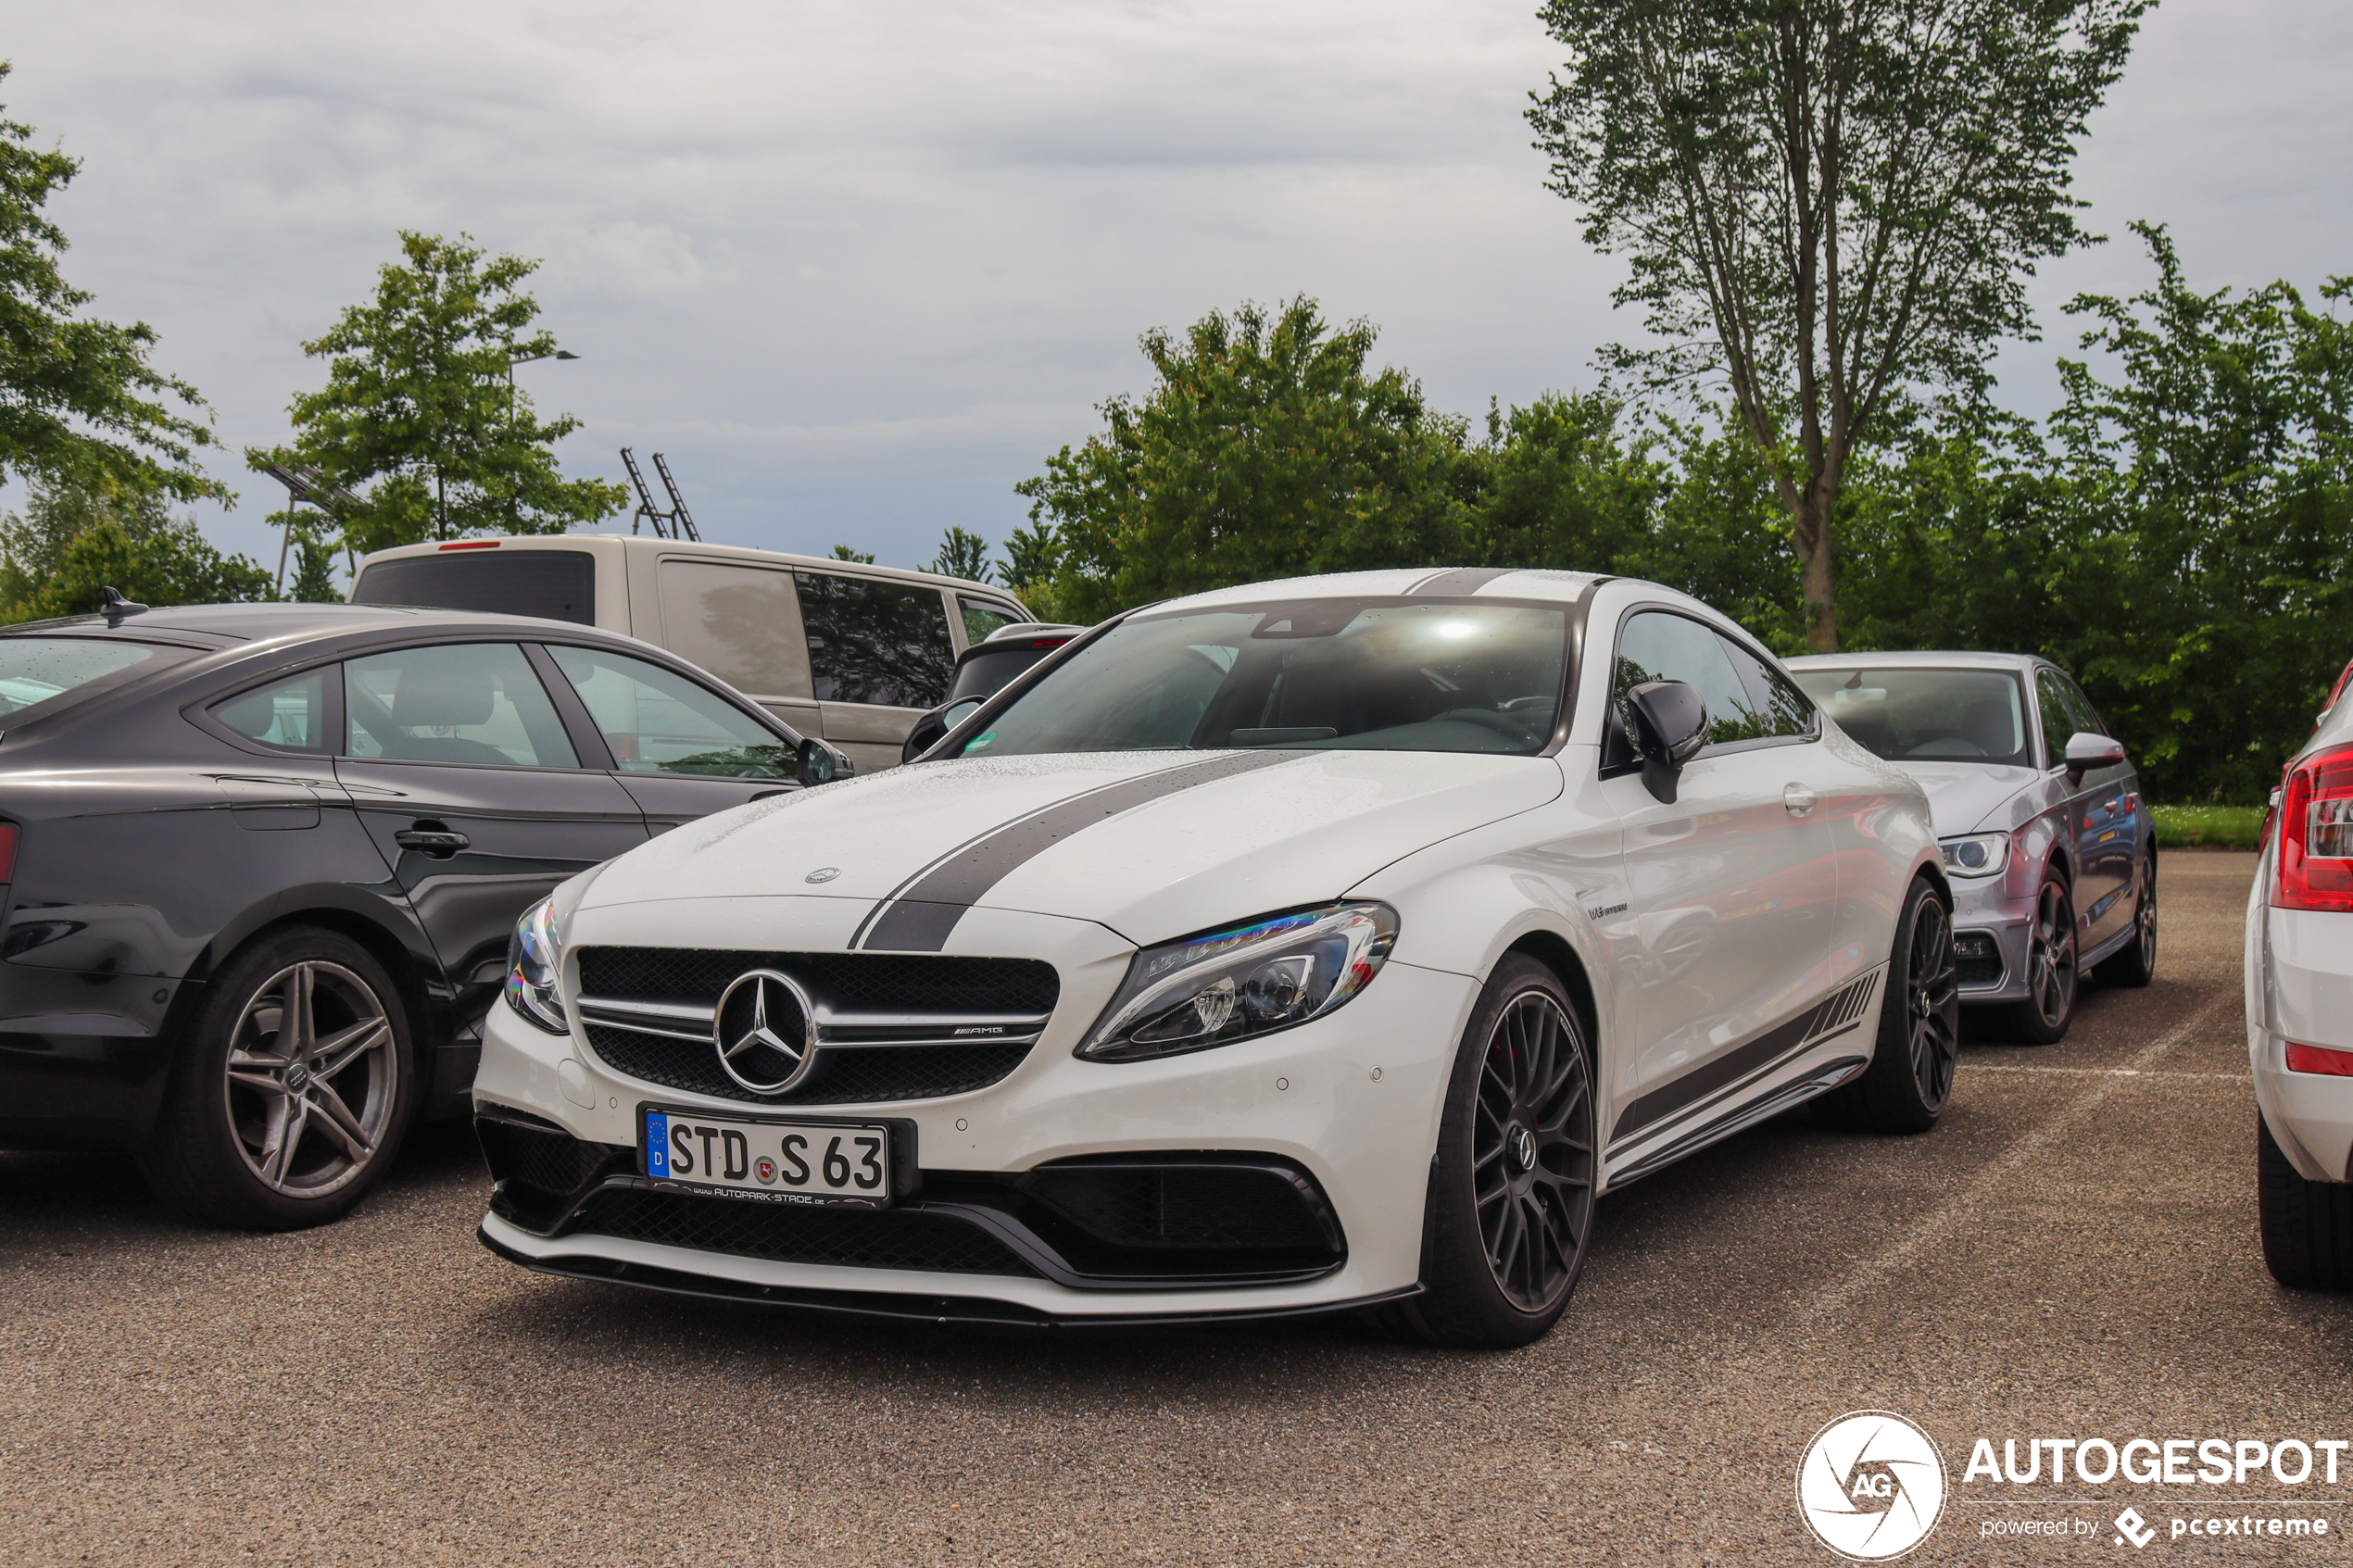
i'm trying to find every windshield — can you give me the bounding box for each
[1793,666,2032,766]
[957,600,1569,758]
[0,637,188,721]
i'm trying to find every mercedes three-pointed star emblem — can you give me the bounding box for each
[711,968,818,1094]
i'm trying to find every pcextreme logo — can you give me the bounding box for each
[1796,1411,1949,1561]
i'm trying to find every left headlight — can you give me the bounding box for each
[1939,832,2011,878]
[504,895,568,1035]
[1076,902,1399,1063]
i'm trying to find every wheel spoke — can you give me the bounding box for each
[308,1084,375,1161]
[313,1015,389,1079]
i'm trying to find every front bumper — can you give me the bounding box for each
[472,899,1479,1320]
[1947,875,2033,1003]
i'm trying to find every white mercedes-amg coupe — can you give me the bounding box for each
[473,569,1954,1345]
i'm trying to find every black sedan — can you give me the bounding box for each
[0,601,843,1229]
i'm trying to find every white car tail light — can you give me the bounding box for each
[2285,1042,2353,1077]
[2276,742,2353,913]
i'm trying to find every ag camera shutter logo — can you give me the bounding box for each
[1796,1411,1947,1561]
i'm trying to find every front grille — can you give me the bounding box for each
[584,1026,1031,1105]
[1020,1164,1333,1251]
[570,1186,1038,1278]
[575,946,1058,1106]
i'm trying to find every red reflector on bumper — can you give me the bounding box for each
[2285,1042,2353,1076]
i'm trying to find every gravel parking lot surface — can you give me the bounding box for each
[4,852,2342,1565]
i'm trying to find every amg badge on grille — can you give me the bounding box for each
[712,969,820,1094]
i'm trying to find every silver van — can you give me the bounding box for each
[349,535,1031,774]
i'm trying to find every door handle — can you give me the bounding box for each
[1782,784,1818,817]
[394,822,471,858]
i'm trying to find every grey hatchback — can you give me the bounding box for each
[1786,651,2157,1042]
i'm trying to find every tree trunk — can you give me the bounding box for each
[1793,486,1839,653]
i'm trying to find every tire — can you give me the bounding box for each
[139,926,417,1230]
[1385,955,1598,1348]
[1819,876,1958,1134]
[1998,867,2079,1045]
[2099,851,2158,988]
[2258,1117,2353,1289]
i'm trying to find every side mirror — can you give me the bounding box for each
[900,698,984,766]
[2063,731,2126,784]
[798,737,857,786]
[1627,680,1708,804]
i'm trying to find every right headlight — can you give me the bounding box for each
[504,895,568,1035]
[1076,902,1399,1063]
[1939,832,2011,878]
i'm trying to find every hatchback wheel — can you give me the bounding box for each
[141,927,416,1230]
[2003,870,2078,1044]
[2099,851,2158,988]
[2259,1118,2353,1289]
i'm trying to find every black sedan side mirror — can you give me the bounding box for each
[798,737,857,786]
[2063,731,2127,784]
[1627,680,1709,804]
[900,698,985,766]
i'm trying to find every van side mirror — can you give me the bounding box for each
[1627,680,1709,804]
[2063,731,2126,784]
[798,737,857,786]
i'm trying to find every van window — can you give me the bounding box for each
[959,596,1025,646]
[795,572,955,709]
[352,551,596,625]
[655,560,811,697]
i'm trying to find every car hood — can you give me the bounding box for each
[578,749,1565,949]
[1880,760,2042,836]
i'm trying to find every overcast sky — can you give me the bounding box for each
[6,0,2348,576]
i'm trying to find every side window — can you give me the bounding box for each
[2036,670,2076,768]
[795,571,957,709]
[1714,635,1816,739]
[345,644,579,768]
[656,560,811,697]
[959,596,1025,647]
[2059,673,2106,738]
[213,671,330,753]
[544,646,794,779]
[1611,610,1768,754]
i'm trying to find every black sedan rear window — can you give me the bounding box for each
[0,637,191,721]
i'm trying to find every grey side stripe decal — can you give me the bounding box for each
[1409,566,1516,596]
[852,751,1304,952]
[1607,966,1886,1145]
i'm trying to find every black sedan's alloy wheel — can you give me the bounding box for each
[1390,954,1596,1348]
[142,927,417,1230]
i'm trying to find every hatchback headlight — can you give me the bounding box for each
[504,896,568,1034]
[1076,902,1398,1063]
[1939,833,2011,878]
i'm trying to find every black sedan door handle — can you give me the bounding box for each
[394,823,471,858]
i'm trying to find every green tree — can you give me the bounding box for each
[248,232,625,553]
[1528,0,2148,651]
[0,64,225,503]
[0,479,270,622]
[1015,298,1474,621]
[829,544,876,564]
[279,511,343,603]
[928,526,993,583]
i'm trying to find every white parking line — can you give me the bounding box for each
[1969,1064,2250,1082]
[1806,997,2234,1322]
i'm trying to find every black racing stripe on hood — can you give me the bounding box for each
[1408,566,1516,596]
[853,751,1305,952]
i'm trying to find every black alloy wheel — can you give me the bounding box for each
[141,926,418,1230]
[1819,876,1959,1134]
[2008,872,2079,1044]
[2101,852,2159,988]
[1389,954,1597,1348]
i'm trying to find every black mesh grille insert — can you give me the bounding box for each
[574,947,1057,1106]
[1953,932,2005,989]
[570,1187,1038,1277]
[478,1115,627,1232]
[1019,1165,1332,1251]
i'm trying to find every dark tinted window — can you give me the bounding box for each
[1715,635,1815,739]
[1611,611,1778,753]
[960,601,1566,758]
[545,645,792,778]
[352,551,596,625]
[0,637,187,721]
[959,597,1024,646]
[2058,672,2106,737]
[346,644,578,767]
[796,572,955,709]
[2036,670,2075,767]
[1793,666,2031,767]
[946,638,1071,704]
[214,671,330,752]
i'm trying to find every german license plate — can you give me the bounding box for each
[640,1107,893,1208]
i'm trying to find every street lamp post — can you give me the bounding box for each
[502,348,580,529]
